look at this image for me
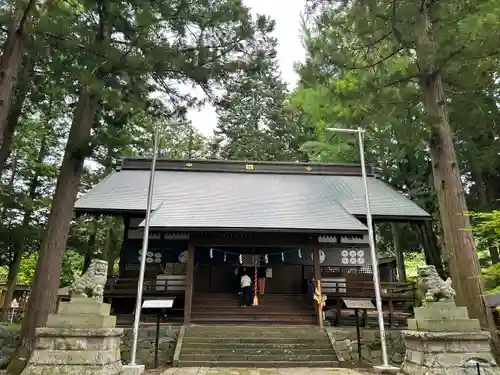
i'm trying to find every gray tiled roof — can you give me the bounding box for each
[74,169,430,232]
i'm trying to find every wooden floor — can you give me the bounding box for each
[191,293,317,325]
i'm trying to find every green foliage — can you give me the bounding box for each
[482,263,500,294]
[213,28,305,161]
[468,211,500,244]
[0,250,83,287]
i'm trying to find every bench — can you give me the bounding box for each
[320,278,415,327]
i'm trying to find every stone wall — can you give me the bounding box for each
[0,324,180,370]
[0,326,20,368]
[121,325,181,368]
[327,328,405,366]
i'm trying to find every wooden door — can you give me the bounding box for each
[209,265,236,293]
[194,264,210,293]
[266,265,303,294]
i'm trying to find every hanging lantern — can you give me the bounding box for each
[239,254,243,264]
[224,252,227,262]
[298,249,302,259]
[264,254,269,264]
[281,252,284,262]
[210,248,213,259]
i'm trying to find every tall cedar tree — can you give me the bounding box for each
[297,0,499,332]
[214,32,301,161]
[6,0,274,373]
[0,0,36,154]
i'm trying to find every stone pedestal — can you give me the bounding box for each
[400,302,500,375]
[21,298,124,375]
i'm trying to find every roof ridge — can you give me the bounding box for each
[117,157,375,177]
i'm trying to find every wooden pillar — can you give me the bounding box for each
[391,223,407,282]
[313,248,321,282]
[184,244,195,325]
[312,248,322,326]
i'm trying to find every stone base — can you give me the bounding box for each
[409,303,481,332]
[400,330,500,375]
[21,328,124,375]
[122,364,144,375]
[46,299,116,329]
[373,364,400,374]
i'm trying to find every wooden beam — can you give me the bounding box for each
[313,248,322,327]
[188,233,365,247]
[184,244,195,325]
[391,223,407,282]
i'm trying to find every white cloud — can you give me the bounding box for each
[189,0,306,136]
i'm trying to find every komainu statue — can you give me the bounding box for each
[418,265,456,304]
[69,259,108,302]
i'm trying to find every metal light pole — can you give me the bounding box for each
[129,125,160,366]
[327,127,394,371]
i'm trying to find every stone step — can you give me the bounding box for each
[182,337,328,344]
[183,330,327,337]
[176,360,340,367]
[180,347,334,355]
[184,328,324,336]
[178,354,336,361]
[181,342,330,350]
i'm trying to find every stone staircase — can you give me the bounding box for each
[176,325,339,367]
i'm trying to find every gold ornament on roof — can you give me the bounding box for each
[186,162,193,167]
[245,164,255,170]
[305,166,312,172]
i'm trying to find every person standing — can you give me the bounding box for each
[240,272,252,307]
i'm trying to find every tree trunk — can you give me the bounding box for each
[82,230,97,272]
[391,223,407,282]
[418,221,446,279]
[6,87,99,375]
[416,2,493,330]
[0,56,33,174]
[0,0,36,147]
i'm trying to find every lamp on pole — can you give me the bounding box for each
[326,127,397,373]
[129,124,160,366]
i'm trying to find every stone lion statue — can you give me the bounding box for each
[418,265,456,304]
[69,259,108,302]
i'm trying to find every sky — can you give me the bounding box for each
[187,0,307,136]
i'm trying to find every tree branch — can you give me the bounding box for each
[351,48,402,70]
[17,0,36,34]
[383,73,420,87]
[433,45,467,76]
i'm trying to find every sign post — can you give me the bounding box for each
[142,299,175,368]
[342,298,375,363]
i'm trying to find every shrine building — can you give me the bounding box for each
[74,157,430,327]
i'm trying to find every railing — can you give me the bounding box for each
[321,278,415,299]
[104,275,186,297]
[320,278,416,328]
